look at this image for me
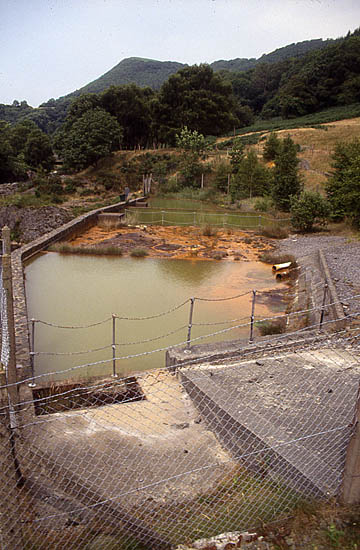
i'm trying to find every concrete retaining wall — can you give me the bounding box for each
[11,198,141,381]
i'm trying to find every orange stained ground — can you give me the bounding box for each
[69,224,273,261]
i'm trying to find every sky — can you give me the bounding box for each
[1,0,360,107]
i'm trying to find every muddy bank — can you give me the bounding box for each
[68,225,274,261]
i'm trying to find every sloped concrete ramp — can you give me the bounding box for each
[180,347,360,498]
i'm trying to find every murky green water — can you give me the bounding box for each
[25,253,286,383]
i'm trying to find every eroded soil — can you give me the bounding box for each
[69,224,273,261]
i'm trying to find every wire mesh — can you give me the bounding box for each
[1,328,359,549]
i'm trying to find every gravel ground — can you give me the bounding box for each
[276,234,360,320]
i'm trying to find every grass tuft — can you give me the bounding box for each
[130,248,149,258]
[49,243,123,256]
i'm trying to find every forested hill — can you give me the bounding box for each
[0,33,355,135]
[71,58,185,96]
[69,38,333,97]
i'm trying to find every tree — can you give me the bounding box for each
[263,132,281,162]
[155,64,238,144]
[229,141,245,173]
[290,191,330,232]
[175,127,206,188]
[23,129,55,171]
[175,126,206,154]
[55,108,122,170]
[230,150,271,200]
[100,85,154,149]
[325,138,360,227]
[271,135,302,211]
[0,122,16,183]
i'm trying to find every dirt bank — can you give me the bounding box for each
[68,225,274,261]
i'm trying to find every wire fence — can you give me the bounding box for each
[2,229,360,549]
[125,208,291,229]
[1,317,360,549]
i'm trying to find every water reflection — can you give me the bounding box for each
[157,258,221,285]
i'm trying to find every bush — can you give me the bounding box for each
[202,224,217,237]
[256,318,286,336]
[254,196,273,212]
[290,191,330,232]
[130,248,148,258]
[260,225,289,239]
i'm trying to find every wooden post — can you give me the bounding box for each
[340,382,360,504]
[201,173,204,189]
[0,371,24,549]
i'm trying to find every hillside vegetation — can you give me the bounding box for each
[0,34,349,134]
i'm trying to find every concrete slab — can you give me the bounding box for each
[179,348,360,498]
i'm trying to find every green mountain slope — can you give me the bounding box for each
[71,57,185,97]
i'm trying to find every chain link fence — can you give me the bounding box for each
[1,224,360,549]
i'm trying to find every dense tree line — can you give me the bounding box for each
[0,119,54,183]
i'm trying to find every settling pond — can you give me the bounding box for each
[25,253,287,382]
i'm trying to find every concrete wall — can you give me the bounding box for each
[11,198,141,381]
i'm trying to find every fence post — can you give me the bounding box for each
[161,211,165,226]
[249,290,257,343]
[193,212,196,225]
[185,298,195,352]
[0,371,24,549]
[28,319,36,387]
[340,382,360,504]
[112,314,117,378]
[319,283,328,330]
[1,227,19,415]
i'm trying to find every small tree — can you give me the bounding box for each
[176,126,206,187]
[231,150,271,200]
[272,135,302,211]
[263,132,281,162]
[290,191,330,232]
[326,138,360,226]
[175,126,206,155]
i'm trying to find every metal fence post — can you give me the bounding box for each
[340,381,360,504]
[1,227,19,414]
[319,283,328,330]
[112,314,117,377]
[161,211,165,226]
[193,212,196,225]
[28,319,36,387]
[0,371,24,549]
[249,290,257,343]
[185,298,195,352]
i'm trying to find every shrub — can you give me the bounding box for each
[256,318,286,336]
[130,248,148,258]
[254,196,273,212]
[290,190,330,232]
[260,225,289,239]
[202,224,218,237]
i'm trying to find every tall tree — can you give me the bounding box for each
[100,84,154,148]
[155,64,238,144]
[54,108,122,170]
